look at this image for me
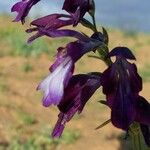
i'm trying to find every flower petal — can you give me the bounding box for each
[27,29,88,43]
[135,96,150,125]
[51,113,66,138]
[140,124,150,147]
[111,93,136,130]
[62,0,89,24]
[108,47,136,60]
[37,57,73,106]
[52,73,101,137]
[11,1,28,23]
[101,57,142,130]
[11,0,40,23]
[30,13,73,30]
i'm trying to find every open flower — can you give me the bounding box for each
[37,39,102,107]
[26,13,90,43]
[101,47,150,146]
[28,14,73,30]
[52,72,101,137]
[11,0,40,24]
[26,13,75,42]
[101,47,142,130]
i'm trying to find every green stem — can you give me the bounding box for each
[129,122,146,150]
[81,15,111,67]
[92,15,97,32]
[97,46,112,67]
[80,18,97,32]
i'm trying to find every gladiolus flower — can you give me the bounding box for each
[101,47,142,130]
[37,40,102,107]
[52,72,101,137]
[11,0,40,24]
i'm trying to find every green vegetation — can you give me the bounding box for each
[0,77,9,93]
[21,63,33,73]
[1,129,81,150]
[0,82,9,93]
[122,30,138,39]
[16,110,37,125]
[0,27,49,57]
[139,64,150,82]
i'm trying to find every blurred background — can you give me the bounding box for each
[0,0,150,150]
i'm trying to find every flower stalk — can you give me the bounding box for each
[92,15,97,32]
[129,123,144,150]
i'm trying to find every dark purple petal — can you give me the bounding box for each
[62,0,90,25]
[42,29,88,41]
[26,12,81,43]
[49,42,84,71]
[27,29,88,43]
[140,124,150,147]
[91,28,109,45]
[11,0,40,24]
[78,73,102,112]
[66,40,101,61]
[51,113,65,138]
[52,73,101,137]
[108,47,136,60]
[38,37,102,107]
[27,32,43,44]
[50,47,67,72]
[102,60,142,107]
[91,32,106,43]
[63,0,88,14]
[128,64,142,93]
[101,66,117,102]
[135,96,150,125]
[111,93,136,130]
[30,14,73,29]
[58,73,101,113]
[71,7,81,26]
[50,39,103,71]
[11,1,28,23]
[101,57,142,130]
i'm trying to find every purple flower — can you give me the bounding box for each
[51,72,101,137]
[26,13,73,36]
[101,47,142,130]
[62,0,95,25]
[37,57,73,106]
[26,13,89,43]
[37,40,102,107]
[101,47,150,146]
[11,0,40,24]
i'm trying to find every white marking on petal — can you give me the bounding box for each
[37,57,73,106]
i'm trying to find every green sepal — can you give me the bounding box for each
[80,18,97,32]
